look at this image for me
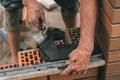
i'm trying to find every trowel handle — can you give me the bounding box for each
[38,18,46,31]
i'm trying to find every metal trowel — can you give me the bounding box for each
[33,18,48,44]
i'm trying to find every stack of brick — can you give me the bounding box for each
[95,0,120,80]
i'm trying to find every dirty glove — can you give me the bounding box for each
[24,1,46,29]
[61,47,92,75]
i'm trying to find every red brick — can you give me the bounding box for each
[18,49,44,66]
[0,64,19,70]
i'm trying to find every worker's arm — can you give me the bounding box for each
[62,0,98,75]
[22,0,45,28]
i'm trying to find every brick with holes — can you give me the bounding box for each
[18,49,44,66]
[54,40,65,45]
[0,64,19,70]
[65,28,80,44]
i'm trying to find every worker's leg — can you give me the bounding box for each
[61,4,79,28]
[54,0,79,28]
[3,7,23,64]
[7,30,21,64]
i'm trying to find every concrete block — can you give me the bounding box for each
[18,49,44,66]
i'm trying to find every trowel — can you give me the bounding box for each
[33,18,48,44]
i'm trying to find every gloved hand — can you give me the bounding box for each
[61,47,92,75]
[24,0,46,29]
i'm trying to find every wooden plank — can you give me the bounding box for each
[100,9,120,37]
[103,0,120,24]
[84,77,97,80]
[95,22,120,62]
[106,62,120,74]
[95,20,120,50]
[24,76,47,80]
[105,73,120,80]
[0,60,105,80]
[107,50,120,62]
[50,68,98,80]
[108,0,120,8]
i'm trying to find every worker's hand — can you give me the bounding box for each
[61,47,92,75]
[25,1,46,29]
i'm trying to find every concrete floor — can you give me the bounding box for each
[0,6,80,65]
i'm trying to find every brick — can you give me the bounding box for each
[65,28,80,44]
[18,49,44,66]
[103,0,120,24]
[108,0,120,8]
[0,64,19,70]
[50,68,98,80]
[24,76,47,80]
[99,9,120,37]
[54,40,65,45]
[106,62,120,74]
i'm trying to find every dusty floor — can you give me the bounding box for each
[0,5,80,65]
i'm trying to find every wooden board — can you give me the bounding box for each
[0,60,105,80]
[103,0,120,24]
[24,76,47,80]
[106,62,120,74]
[84,77,97,80]
[107,50,120,62]
[99,9,120,37]
[95,21,120,62]
[50,68,98,80]
[95,21,120,50]
[108,0,120,8]
[105,73,120,80]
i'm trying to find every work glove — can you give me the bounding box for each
[61,47,92,75]
[24,1,46,30]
